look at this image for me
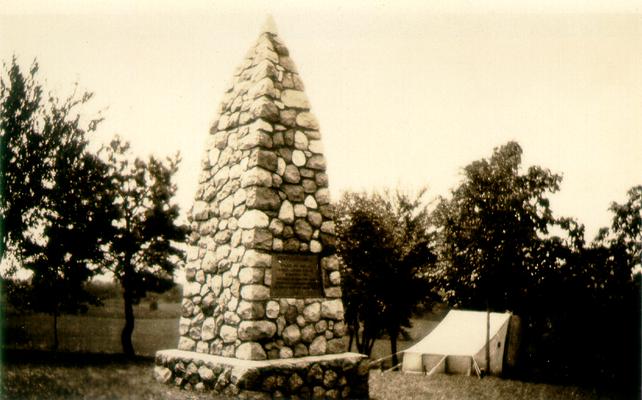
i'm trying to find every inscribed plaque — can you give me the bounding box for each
[271,253,323,298]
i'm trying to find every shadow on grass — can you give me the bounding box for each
[1,349,221,400]
[3,348,154,366]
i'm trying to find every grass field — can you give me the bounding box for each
[3,300,632,399]
[4,298,440,359]
[1,350,620,400]
[5,299,181,356]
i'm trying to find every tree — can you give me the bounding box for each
[433,141,561,314]
[1,58,46,261]
[99,137,186,356]
[600,185,642,272]
[335,188,436,368]
[1,58,112,348]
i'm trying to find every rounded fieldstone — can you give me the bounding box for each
[238,320,277,341]
[238,210,270,229]
[294,219,313,241]
[237,300,265,320]
[312,386,326,399]
[269,218,284,235]
[276,316,286,336]
[236,342,267,360]
[183,281,201,297]
[302,179,317,193]
[292,150,306,167]
[306,155,326,170]
[315,188,331,205]
[329,271,341,285]
[239,267,264,284]
[272,238,283,251]
[220,325,238,343]
[321,256,340,271]
[308,140,323,154]
[289,373,304,391]
[296,112,319,130]
[321,299,344,320]
[304,195,317,209]
[179,317,191,335]
[278,201,295,224]
[281,90,310,109]
[301,325,316,343]
[327,338,345,354]
[304,365,322,386]
[276,157,286,176]
[266,301,280,319]
[309,336,327,356]
[279,346,294,359]
[246,187,281,210]
[307,211,322,227]
[315,320,328,333]
[240,284,271,301]
[178,336,196,351]
[201,317,216,341]
[294,131,309,150]
[294,204,307,217]
[323,370,338,388]
[303,303,321,322]
[283,164,301,183]
[154,366,172,384]
[283,238,299,252]
[211,275,223,296]
[310,240,322,253]
[294,343,309,357]
[283,185,305,202]
[283,324,301,346]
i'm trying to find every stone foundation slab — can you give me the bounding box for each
[154,349,369,399]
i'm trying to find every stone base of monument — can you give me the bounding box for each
[154,349,369,399]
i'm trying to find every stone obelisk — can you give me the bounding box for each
[155,17,368,399]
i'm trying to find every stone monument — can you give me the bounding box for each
[154,17,369,398]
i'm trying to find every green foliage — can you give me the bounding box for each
[99,136,186,355]
[0,58,112,348]
[335,188,436,365]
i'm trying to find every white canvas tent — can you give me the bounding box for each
[402,310,512,376]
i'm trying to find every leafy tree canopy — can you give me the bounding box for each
[1,58,112,348]
[335,188,436,367]
[99,136,186,356]
[434,141,563,313]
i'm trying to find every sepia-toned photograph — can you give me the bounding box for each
[1,1,640,398]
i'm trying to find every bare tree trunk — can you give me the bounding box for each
[390,328,400,370]
[52,311,59,350]
[121,256,135,357]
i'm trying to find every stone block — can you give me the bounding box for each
[246,187,281,210]
[236,342,267,360]
[321,299,344,320]
[238,320,277,341]
[281,90,310,109]
[238,209,270,229]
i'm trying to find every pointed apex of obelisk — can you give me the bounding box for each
[261,14,278,35]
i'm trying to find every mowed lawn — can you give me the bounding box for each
[5,299,439,358]
[2,351,615,400]
[5,299,180,356]
[3,301,628,399]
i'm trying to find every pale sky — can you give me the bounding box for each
[1,1,640,241]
